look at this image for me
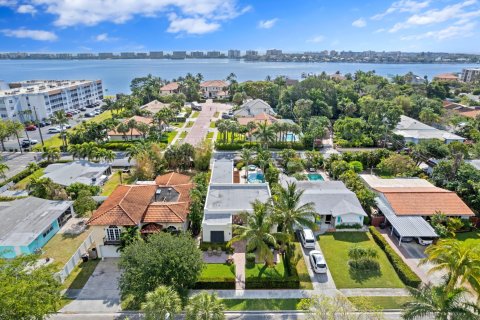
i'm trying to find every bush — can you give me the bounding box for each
[246,253,256,265]
[101,141,134,150]
[369,227,421,287]
[194,280,235,289]
[336,223,363,230]
[292,173,308,181]
[348,258,380,271]
[245,278,300,289]
[199,242,234,254]
[236,162,244,170]
[215,143,246,151]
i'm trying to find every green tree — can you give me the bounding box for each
[253,122,276,148]
[185,292,226,320]
[73,189,97,216]
[65,182,100,199]
[240,147,254,175]
[419,107,441,125]
[42,146,61,163]
[119,232,203,307]
[0,162,9,181]
[7,120,26,153]
[0,255,62,320]
[27,177,67,200]
[232,92,244,106]
[377,154,418,177]
[141,285,182,320]
[52,110,70,149]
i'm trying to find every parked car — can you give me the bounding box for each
[79,107,87,111]
[48,127,61,134]
[21,139,38,147]
[84,112,95,117]
[417,237,434,246]
[300,228,316,249]
[392,227,414,243]
[164,126,175,132]
[221,113,232,119]
[86,104,95,109]
[309,250,327,274]
[191,101,202,111]
[61,124,72,129]
[66,112,73,117]
[25,124,37,131]
[37,121,47,128]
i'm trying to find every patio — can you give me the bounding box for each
[203,250,232,264]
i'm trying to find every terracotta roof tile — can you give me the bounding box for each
[200,80,228,88]
[155,172,192,186]
[144,202,189,223]
[160,82,179,91]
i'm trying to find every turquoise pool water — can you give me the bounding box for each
[285,133,297,142]
[307,173,324,181]
[248,172,265,183]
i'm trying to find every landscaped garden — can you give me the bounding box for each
[14,168,44,189]
[100,171,134,196]
[456,230,480,245]
[245,258,300,289]
[194,263,236,289]
[319,232,404,289]
[41,231,91,270]
[222,299,305,311]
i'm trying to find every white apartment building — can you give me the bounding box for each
[0,80,103,121]
[461,68,480,83]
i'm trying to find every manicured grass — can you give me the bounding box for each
[210,121,216,128]
[206,132,214,139]
[222,299,305,311]
[295,243,313,290]
[246,261,286,279]
[348,296,412,310]
[214,111,220,118]
[199,263,235,280]
[14,168,44,190]
[456,231,480,245]
[101,172,132,196]
[167,130,178,144]
[186,121,194,128]
[180,131,187,139]
[57,297,74,310]
[191,111,200,118]
[41,231,91,270]
[62,259,100,290]
[319,232,404,289]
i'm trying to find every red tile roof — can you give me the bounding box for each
[155,172,192,186]
[144,202,189,223]
[108,116,153,137]
[160,82,179,91]
[200,80,228,88]
[434,73,458,81]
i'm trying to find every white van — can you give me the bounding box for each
[300,228,316,249]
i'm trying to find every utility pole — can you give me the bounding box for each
[33,106,44,146]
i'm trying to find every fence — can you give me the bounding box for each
[0,181,14,194]
[55,232,94,283]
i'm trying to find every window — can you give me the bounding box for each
[42,225,54,238]
[337,217,342,223]
[106,226,121,241]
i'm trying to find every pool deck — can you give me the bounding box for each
[305,170,330,181]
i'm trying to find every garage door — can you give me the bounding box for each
[210,231,224,243]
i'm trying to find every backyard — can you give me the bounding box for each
[101,171,134,196]
[319,232,404,289]
[41,230,91,270]
[456,230,480,245]
[14,168,44,189]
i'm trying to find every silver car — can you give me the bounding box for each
[309,250,327,274]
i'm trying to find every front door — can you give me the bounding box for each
[325,215,332,224]
[210,231,225,243]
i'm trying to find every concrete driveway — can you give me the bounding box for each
[61,258,122,313]
[183,101,230,146]
[298,237,337,291]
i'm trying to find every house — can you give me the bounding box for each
[360,174,474,243]
[202,159,271,243]
[233,99,277,117]
[108,115,154,141]
[443,101,480,119]
[394,115,464,144]
[466,160,480,171]
[160,82,179,95]
[43,160,111,187]
[236,112,298,141]
[280,176,367,227]
[0,197,73,258]
[140,100,169,114]
[433,73,458,82]
[200,80,228,99]
[87,172,193,257]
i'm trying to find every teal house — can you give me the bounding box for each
[0,197,73,258]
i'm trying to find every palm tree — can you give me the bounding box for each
[420,239,480,294]
[68,144,82,160]
[103,149,116,163]
[229,200,286,265]
[7,120,25,153]
[80,142,98,161]
[52,110,69,149]
[271,182,317,238]
[103,97,115,116]
[127,119,137,141]
[141,285,182,320]
[185,291,226,320]
[240,147,254,178]
[26,162,39,173]
[136,122,150,139]
[42,147,60,163]
[246,121,257,142]
[403,283,480,320]
[0,163,9,181]
[116,123,130,141]
[253,122,276,149]
[256,148,271,173]
[216,120,228,143]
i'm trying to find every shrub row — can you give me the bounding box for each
[193,279,235,289]
[369,226,422,288]
[245,278,300,289]
[215,141,306,151]
[199,242,234,254]
[336,223,363,230]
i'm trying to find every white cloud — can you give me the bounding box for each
[401,21,476,40]
[167,13,220,34]
[17,4,36,14]
[372,0,430,20]
[0,0,16,7]
[306,35,325,43]
[30,0,249,35]
[95,33,118,41]
[258,18,278,29]
[1,28,57,41]
[352,18,366,27]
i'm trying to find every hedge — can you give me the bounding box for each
[199,242,234,254]
[245,278,300,289]
[215,141,306,151]
[193,279,235,289]
[369,226,422,288]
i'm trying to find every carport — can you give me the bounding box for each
[375,197,438,246]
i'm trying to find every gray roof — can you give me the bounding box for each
[43,160,110,186]
[203,214,232,225]
[0,197,72,246]
[210,159,234,184]
[233,99,276,117]
[394,115,464,141]
[280,177,366,217]
[376,197,438,238]
[205,183,271,213]
[466,160,480,171]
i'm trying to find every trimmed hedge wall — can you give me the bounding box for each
[199,242,234,254]
[193,279,235,289]
[215,141,305,151]
[369,226,422,288]
[245,277,300,289]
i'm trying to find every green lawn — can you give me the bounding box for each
[246,261,286,279]
[222,299,305,311]
[180,131,187,139]
[319,232,404,289]
[199,263,235,281]
[62,259,100,290]
[210,121,216,128]
[186,121,194,128]
[295,243,313,289]
[456,231,480,245]
[191,111,200,118]
[348,296,412,310]
[213,111,220,118]
[41,231,91,270]
[14,168,44,190]
[166,130,178,144]
[206,132,214,139]
[101,172,133,196]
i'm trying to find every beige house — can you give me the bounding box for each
[160,82,179,95]
[200,80,228,99]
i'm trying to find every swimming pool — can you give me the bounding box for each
[285,133,297,142]
[307,173,324,181]
[248,172,265,183]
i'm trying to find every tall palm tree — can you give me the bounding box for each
[420,239,480,294]
[103,149,116,163]
[116,123,130,141]
[256,148,271,173]
[52,110,69,149]
[136,122,150,139]
[216,120,228,143]
[42,147,60,163]
[185,291,226,320]
[0,163,9,181]
[403,283,480,320]
[7,120,25,154]
[246,121,257,142]
[271,182,317,238]
[68,144,82,160]
[141,285,182,320]
[240,147,254,176]
[253,122,276,149]
[80,142,98,161]
[127,118,137,141]
[229,200,286,265]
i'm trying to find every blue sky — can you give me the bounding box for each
[0,0,479,53]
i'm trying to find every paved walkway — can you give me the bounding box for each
[233,241,246,290]
[298,239,337,290]
[183,101,229,146]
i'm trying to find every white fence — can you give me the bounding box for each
[55,232,94,283]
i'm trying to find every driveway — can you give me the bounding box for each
[61,258,121,313]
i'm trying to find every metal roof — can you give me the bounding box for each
[375,197,438,238]
[43,160,110,186]
[210,159,234,184]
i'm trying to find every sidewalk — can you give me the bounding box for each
[232,241,246,290]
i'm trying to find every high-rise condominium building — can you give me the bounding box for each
[461,68,480,83]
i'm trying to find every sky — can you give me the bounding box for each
[0,0,479,53]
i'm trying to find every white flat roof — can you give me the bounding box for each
[359,174,434,190]
[205,183,270,213]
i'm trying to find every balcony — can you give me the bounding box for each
[103,237,121,245]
